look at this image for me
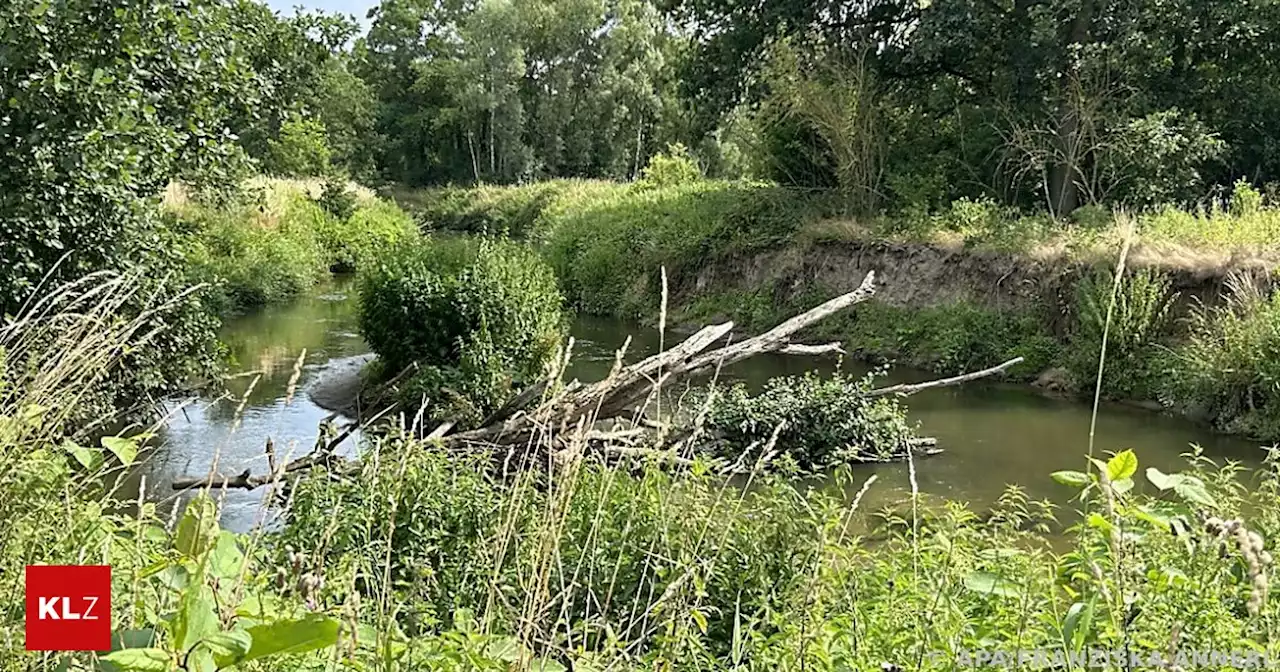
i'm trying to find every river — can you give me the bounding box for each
[140,278,1268,531]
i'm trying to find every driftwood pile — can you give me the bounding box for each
[173,271,1023,491]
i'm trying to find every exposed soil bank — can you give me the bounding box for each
[663,238,1274,440]
[683,239,1255,330]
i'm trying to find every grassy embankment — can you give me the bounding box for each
[392,178,1280,441]
[166,178,418,315]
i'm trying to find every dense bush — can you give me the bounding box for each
[358,237,565,425]
[397,181,616,240]
[315,178,358,221]
[1166,273,1280,440]
[704,371,918,472]
[637,142,702,188]
[0,0,270,406]
[179,182,417,312]
[183,198,327,312]
[317,197,417,272]
[265,115,333,177]
[833,300,1059,380]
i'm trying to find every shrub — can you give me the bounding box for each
[1166,273,1280,440]
[1231,179,1263,217]
[266,115,333,177]
[834,300,1059,379]
[703,371,918,472]
[638,142,702,188]
[315,178,358,221]
[545,181,816,317]
[407,180,573,238]
[357,238,565,426]
[184,197,327,312]
[317,198,417,272]
[1065,268,1176,399]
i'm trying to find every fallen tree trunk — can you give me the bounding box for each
[443,270,881,449]
[171,270,1023,490]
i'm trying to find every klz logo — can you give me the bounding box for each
[25,565,111,651]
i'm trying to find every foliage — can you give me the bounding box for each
[321,197,418,273]
[703,371,917,472]
[756,41,884,213]
[180,180,417,312]
[544,180,822,317]
[0,0,267,403]
[362,0,672,185]
[1065,268,1176,400]
[265,116,333,177]
[182,197,327,313]
[7,276,1280,670]
[1166,273,1280,441]
[278,423,1280,670]
[397,181,599,240]
[832,300,1059,380]
[357,237,564,426]
[1231,179,1264,218]
[315,179,358,221]
[1103,110,1226,208]
[638,143,702,188]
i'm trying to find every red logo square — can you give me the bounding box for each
[25,565,111,651]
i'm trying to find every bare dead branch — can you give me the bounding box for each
[867,357,1024,398]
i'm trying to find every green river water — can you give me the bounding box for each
[141,278,1268,531]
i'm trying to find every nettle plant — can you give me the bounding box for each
[98,494,345,671]
[1049,449,1276,656]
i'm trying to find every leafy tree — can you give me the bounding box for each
[0,0,267,405]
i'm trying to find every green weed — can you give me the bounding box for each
[1065,268,1176,400]
[1166,273,1280,440]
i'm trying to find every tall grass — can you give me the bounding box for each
[176,179,418,314]
[1166,271,1280,439]
[0,271,199,662]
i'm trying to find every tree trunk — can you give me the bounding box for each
[1049,0,1095,218]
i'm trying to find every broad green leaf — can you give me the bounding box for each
[1145,467,1173,490]
[1171,474,1214,507]
[1111,477,1134,495]
[690,608,708,635]
[1063,598,1095,650]
[242,615,340,662]
[1051,470,1090,488]
[235,593,284,621]
[1087,513,1114,533]
[174,586,219,654]
[200,629,252,668]
[101,436,139,466]
[65,441,103,472]
[530,659,568,672]
[1106,450,1137,481]
[109,628,158,651]
[99,649,170,672]
[210,531,244,578]
[485,636,523,663]
[962,571,1020,598]
[155,565,189,592]
[175,496,219,559]
[187,647,216,672]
